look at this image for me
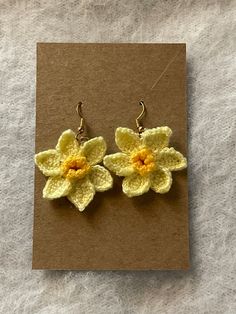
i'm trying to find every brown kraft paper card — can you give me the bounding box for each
[33,43,189,270]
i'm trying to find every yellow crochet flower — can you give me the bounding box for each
[103,127,187,197]
[35,129,113,211]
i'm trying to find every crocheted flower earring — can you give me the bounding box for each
[35,102,113,211]
[103,101,187,197]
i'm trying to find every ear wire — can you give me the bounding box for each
[135,101,146,135]
[75,102,89,142]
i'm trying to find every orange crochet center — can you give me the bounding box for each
[61,155,91,180]
[131,148,156,176]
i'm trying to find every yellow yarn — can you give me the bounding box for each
[103,126,187,197]
[131,148,156,176]
[61,155,91,180]
[35,129,113,211]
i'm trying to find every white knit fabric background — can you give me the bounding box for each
[0,1,235,313]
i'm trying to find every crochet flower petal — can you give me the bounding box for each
[43,176,72,199]
[35,149,61,176]
[141,126,172,151]
[81,137,106,165]
[115,127,141,153]
[122,173,150,197]
[103,153,134,176]
[157,147,187,171]
[150,168,172,193]
[56,129,80,159]
[89,165,113,192]
[67,177,95,211]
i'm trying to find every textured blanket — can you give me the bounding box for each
[0,1,235,313]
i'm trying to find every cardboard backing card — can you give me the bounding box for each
[33,43,189,270]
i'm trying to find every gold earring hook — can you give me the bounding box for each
[136,101,146,134]
[76,101,84,133]
[75,101,88,142]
